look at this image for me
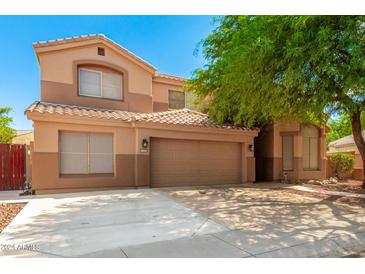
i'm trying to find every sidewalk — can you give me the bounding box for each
[0,191,33,204]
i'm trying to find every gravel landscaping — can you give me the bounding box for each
[281,188,365,208]
[0,203,26,233]
[305,179,365,195]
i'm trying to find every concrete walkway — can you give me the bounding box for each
[0,189,230,258]
[0,190,34,203]
[287,185,365,199]
[0,187,364,258]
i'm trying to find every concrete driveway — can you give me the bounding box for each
[0,185,364,258]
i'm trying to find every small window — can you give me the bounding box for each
[60,132,113,175]
[282,135,294,171]
[98,47,105,56]
[168,90,186,109]
[302,125,319,169]
[79,68,122,100]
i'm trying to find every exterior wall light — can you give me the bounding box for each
[142,138,149,149]
[248,144,254,152]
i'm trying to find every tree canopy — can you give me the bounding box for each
[0,107,16,144]
[187,16,365,128]
[187,16,365,187]
[327,113,365,143]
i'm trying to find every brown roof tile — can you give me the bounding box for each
[25,101,253,131]
[154,73,186,82]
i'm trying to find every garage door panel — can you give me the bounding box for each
[151,138,241,187]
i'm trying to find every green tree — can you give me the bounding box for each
[0,107,16,144]
[327,113,365,143]
[187,16,365,188]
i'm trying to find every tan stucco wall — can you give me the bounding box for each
[36,41,186,114]
[29,115,257,193]
[152,81,193,112]
[255,121,327,182]
[152,82,178,103]
[39,43,153,95]
[33,120,135,155]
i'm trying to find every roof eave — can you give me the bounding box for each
[32,34,157,74]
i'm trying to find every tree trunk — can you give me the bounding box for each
[351,111,365,188]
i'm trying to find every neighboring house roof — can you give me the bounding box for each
[26,101,254,132]
[328,133,365,148]
[327,132,365,154]
[12,130,34,145]
[15,130,33,135]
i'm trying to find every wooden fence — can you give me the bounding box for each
[0,144,26,190]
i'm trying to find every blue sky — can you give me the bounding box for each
[0,16,215,130]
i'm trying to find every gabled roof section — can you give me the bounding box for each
[153,72,186,86]
[328,132,365,148]
[32,34,157,73]
[25,101,256,132]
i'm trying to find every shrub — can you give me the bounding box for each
[328,153,354,179]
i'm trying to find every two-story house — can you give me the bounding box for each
[25,34,328,194]
[25,34,259,194]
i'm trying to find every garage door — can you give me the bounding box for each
[151,138,242,187]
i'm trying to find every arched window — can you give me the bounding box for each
[302,125,319,169]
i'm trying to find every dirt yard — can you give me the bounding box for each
[281,187,365,208]
[0,203,25,233]
[305,180,365,195]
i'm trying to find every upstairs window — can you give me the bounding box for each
[302,125,319,170]
[168,90,186,109]
[79,68,122,100]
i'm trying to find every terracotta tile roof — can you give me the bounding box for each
[137,109,247,130]
[26,101,253,131]
[32,34,156,72]
[26,101,138,122]
[154,73,186,82]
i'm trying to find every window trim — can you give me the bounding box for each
[168,89,187,110]
[78,67,123,101]
[59,131,114,176]
[282,135,294,171]
[302,126,320,171]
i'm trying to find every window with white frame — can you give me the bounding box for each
[282,135,294,171]
[60,132,113,175]
[79,68,122,100]
[302,125,319,169]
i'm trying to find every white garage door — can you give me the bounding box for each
[151,138,242,187]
